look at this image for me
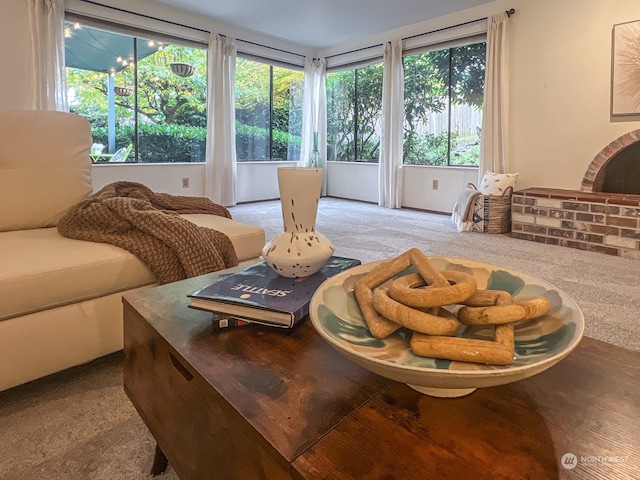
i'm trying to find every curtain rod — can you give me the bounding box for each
[232,37,306,58]
[78,0,305,58]
[325,8,516,60]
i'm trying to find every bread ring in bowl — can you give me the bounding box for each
[458,295,551,326]
[354,248,450,339]
[388,271,477,308]
[461,289,513,306]
[410,323,515,366]
[373,286,459,336]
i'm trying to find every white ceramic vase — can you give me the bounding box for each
[262,167,334,278]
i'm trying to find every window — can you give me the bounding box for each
[326,62,384,162]
[403,42,486,166]
[65,20,207,163]
[235,57,303,161]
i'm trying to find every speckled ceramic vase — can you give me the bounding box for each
[262,167,334,278]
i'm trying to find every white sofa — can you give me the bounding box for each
[0,110,265,392]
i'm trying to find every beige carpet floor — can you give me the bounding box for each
[0,352,174,480]
[1,197,638,479]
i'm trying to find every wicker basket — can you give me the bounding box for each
[468,184,513,234]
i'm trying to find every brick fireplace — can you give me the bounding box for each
[511,130,640,259]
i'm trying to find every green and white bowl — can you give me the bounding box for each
[309,257,584,398]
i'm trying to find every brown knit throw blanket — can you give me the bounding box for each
[57,181,238,284]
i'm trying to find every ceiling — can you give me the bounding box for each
[151,0,494,49]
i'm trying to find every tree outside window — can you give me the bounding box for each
[235,58,303,161]
[326,63,383,162]
[326,42,485,166]
[403,42,486,166]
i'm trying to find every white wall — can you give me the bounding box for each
[326,162,378,203]
[0,0,30,109]
[3,0,640,211]
[236,161,297,203]
[92,163,206,195]
[91,161,296,202]
[326,163,479,212]
[92,161,478,212]
[402,166,478,212]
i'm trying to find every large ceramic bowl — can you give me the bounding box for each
[309,257,584,397]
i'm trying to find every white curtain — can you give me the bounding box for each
[479,12,510,177]
[205,34,237,207]
[378,40,404,208]
[27,0,68,111]
[300,58,327,190]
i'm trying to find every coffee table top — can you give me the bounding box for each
[123,266,388,462]
[123,267,640,479]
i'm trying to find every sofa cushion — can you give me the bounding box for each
[0,228,155,321]
[0,217,264,320]
[0,111,93,232]
[179,214,265,262]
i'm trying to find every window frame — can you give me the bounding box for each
[64,14,208,164]
[326,59,384,163]
[402,39,487,167]
[234,55,304,162]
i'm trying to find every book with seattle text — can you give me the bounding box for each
[188,256,361,328]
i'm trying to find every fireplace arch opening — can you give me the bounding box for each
[581,129,640,194]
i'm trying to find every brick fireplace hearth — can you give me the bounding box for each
[511,188,640,259]
[510,130,640,259]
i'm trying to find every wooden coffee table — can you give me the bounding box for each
[123,267,639,480]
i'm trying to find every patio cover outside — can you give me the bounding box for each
[64,22,160,154]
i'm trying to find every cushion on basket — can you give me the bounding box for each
[470,195,485,232]
[479,171,519,195]
[451,186,483,232]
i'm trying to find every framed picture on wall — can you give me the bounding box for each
[611,19,640,116]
